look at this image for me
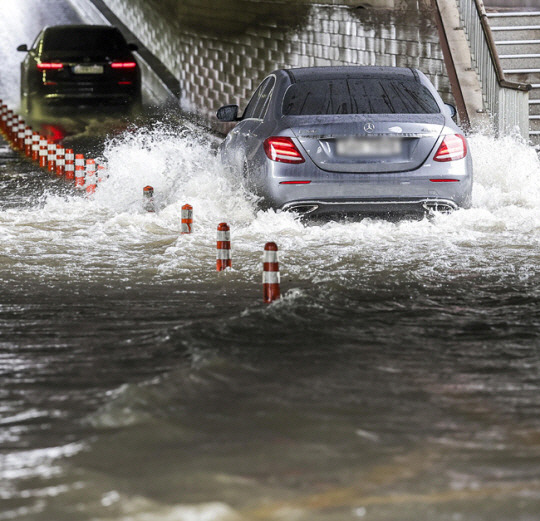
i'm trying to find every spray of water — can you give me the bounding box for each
[1,125,539,286]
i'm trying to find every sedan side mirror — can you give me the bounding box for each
[17,44,28,52]
[217,105,239,122]
[444,103,457,119]
[128,43,138,52]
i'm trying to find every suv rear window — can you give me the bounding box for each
[42,28,128,54]
[282,78,440,115]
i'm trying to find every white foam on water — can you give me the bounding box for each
[1,127,539,285]
[94,497,240,521]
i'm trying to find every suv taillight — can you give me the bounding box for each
[433,134,467,162]
[263,137,305,164]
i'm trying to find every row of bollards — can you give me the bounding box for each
[0,100,107,196]
[143,186,281,303]
[1,99,281,304]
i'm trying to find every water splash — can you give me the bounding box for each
[0,127,538,287]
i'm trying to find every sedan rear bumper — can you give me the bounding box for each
[281,198,459,216]
[257,144,474,215]
[42,92,137,104]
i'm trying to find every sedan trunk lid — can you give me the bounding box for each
[286,114,445,173]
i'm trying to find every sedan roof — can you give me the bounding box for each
[283,66,419,83]
[43,24,118,33]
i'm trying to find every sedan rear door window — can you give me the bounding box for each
[42,28,128,54]
[282,78,440,115]
[243,76,275,119]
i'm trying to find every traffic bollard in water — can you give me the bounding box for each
[16,123,26,151]
[24,128,33,157]
[39,140,48,168]
[263,242,281,303]
[31,133,40,162]
[216,222,232,271]
[47,140,56,173]
[143,185,155,212]
[64,149,75,181]
[0,105,7,135]
[55,147,65,177]
[8,115,18,146]
[85,159,96,195]
[181,204,193,234]
[97,164,107,184]
[97,165,109,185]
[74,154,85,189]
[6,115,16,145]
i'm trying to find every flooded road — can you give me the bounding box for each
[1,124,540,520]
[1,1,540,521]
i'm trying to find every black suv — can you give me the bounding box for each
[18,25,142,116]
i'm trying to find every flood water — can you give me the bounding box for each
[1,1,540,521]
[1,122,540,521]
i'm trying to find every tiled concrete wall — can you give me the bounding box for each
[99,0,452,130]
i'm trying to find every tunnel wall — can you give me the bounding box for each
[98,0,452,131]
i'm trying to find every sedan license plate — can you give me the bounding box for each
[336,138,401,157]
[73,64,104,75]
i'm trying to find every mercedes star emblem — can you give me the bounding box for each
[364,122,375,133]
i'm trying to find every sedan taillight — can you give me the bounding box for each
[433,134,467,162]
[263,137,305,164]
[37,63,63,70]
[111,62,137,69]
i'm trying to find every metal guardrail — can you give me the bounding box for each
[458,0,530,138]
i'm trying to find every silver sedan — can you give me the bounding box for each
[217,66,472,216]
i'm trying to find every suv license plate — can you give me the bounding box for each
[73,65,104,74]
[336,138,402,157]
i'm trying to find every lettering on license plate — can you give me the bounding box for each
[73,65,104,74]
[336,138,402,157]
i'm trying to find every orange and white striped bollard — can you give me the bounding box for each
[55,147,65,176]
[31,133,40,162]
[39,140,48,168]
[47,141,56,173]
[6,116,16,146]
[263,242,281,303]
[0,106,6,135]
[216,223,232,271]
[7,115,17,145]
[181,204,193,234]
[143,186,155,212]
[64,149,75,181]
[74,154,85,189]
[3,111,12,137]
[1,107,9,133]
[85,159,96,195]
[24,128,33,158]
[16,123,26,151]
[97,164,107,184]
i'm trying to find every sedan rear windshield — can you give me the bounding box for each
[282,78,440,115]
[42,28,128,54]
